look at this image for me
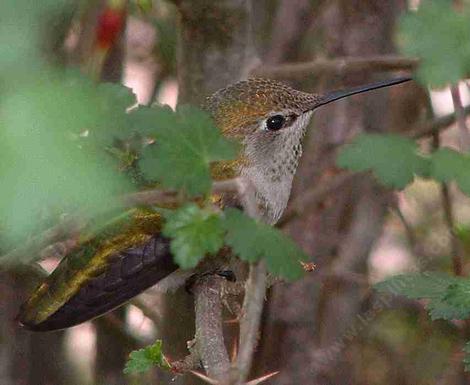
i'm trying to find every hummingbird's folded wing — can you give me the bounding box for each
[18,212,178,332]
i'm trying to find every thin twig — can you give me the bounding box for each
[123,189,179,207]
[441,183,462,276]
[251,55,418,80]
[390,202,417,251]
[236,261,268,384]
[0,217,83,268]
[450,85,470,151]
[408,105,470,139]
[432,131,463,276]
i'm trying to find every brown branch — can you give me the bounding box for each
[0,217,83,268]
[171,340,202,374]
[450,85,470,150]
[193,275,232,381]
[390,202,417,252]
[251,55,419,80]
[431,129,463,276]
[409,104,470,139]
[122,189,179,207]
[441,183,462,276]
[236,261,267,384]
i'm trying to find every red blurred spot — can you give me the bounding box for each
[96,7,126,49]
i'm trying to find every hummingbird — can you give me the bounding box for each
[18,76,411,331]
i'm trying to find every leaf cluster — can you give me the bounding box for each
[337,134,470,195]
[375,272,470,321]
[138,105,238,196]
[163,205,307,281]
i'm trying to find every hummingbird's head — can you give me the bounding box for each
[205,77,411,224]
[205,78,319,223]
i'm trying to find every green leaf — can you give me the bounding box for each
[337,134,430,189]
[430,148,470,195]
[375,272,456,299]
[222,208,308,280]
[162,204,225,269]
[0,73,133,244]
[376,272,470,320]
[124,340,170,374]
[435,280,470,319]
[139,105,239,196]
[427,297,470,321]
[398,0,470,87]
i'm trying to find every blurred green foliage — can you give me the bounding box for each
[431,148,470,195]
[139,105,239,196]
[0,2,136,245]
[375,273,470,320]
[398,0,470,87]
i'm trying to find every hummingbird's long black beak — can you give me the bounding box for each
[307,76,412,111]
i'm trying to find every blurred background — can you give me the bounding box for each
[1,0,470,384]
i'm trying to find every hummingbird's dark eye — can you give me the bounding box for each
[265,115,286,131]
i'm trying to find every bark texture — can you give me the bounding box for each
[159,1,254,384]
[0,272,70,385]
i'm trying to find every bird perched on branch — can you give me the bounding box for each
[18,76,411,331]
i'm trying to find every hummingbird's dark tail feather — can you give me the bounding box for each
[310,76,412,111]
[18,235,178,331]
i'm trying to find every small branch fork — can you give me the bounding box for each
[187,177,271,385]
